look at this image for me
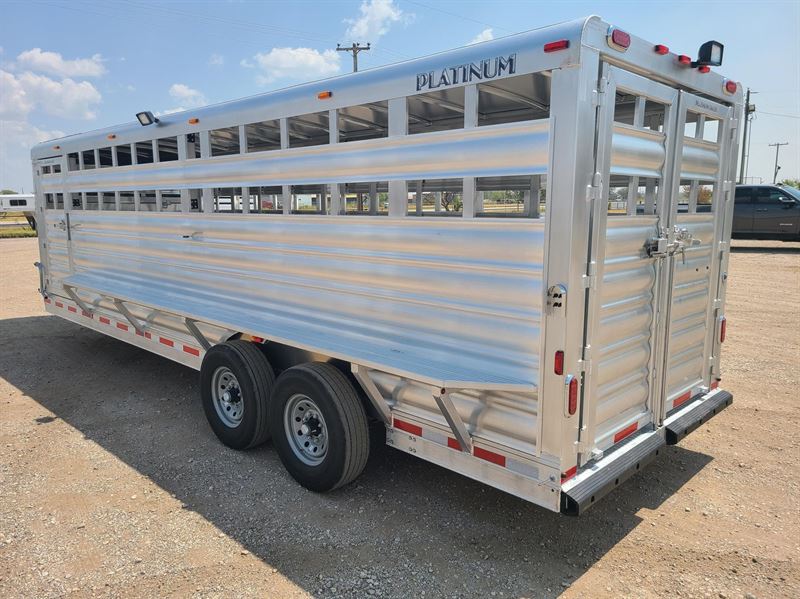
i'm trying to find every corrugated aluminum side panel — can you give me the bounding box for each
[40,120,549,194]
[664,213,715,400]
[680,138,720,182]
[50,211,543,390]
[610,124,666,178]
[593,215,658,446]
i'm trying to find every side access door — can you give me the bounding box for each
[578,66,681,463]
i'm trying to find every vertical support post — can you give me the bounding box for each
[414,180,423,215]
[626,96,647,215]
[177,134,191,212]
[462,177,475,218]
[94,149,102,211]
[435,191,442,212]
[199,131,214,213]
[387,97,407,217]
[328,109,343,215]
[131,143,140,211]
[280,118,291,214]
[644,177,656,215]
[369,182,378,215]
[111,146,120,210]
[238,125,249,214]
[152,139,161,212]
[525,174,541,217]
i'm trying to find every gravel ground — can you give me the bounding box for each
[1,237,798,598]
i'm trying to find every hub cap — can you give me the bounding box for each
[211,366,243,428]
[284,394,328,466]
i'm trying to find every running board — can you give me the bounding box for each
[664,390,733,445]
[560,431,665,516]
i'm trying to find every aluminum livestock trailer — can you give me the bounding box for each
[31,16,741,515]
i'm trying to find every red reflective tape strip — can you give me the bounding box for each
[44,298,52,304]
[81,310,92,318]
[55,301,64,308]
[136,330,152,339]
[99,316,111,325]
[473,446,506,467]
[159,337,174,348]
[67,306,77,313]
[393,418,422,437]
[447,437,462,451]
[561,465,577,483]
[183,345,200,357]
[673,390,692,409]
[614,421,639,444]
[710,380,720,390]
[116,322,128,331]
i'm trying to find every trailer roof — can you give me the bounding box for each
[32,15,742,160]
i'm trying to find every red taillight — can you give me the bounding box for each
[608,28,631,51]
[724,80,738,94]
[567,377,578,415]
[554,350,564,375]
[654,44,669,55]
[720,316,727,343]
[544,39,570,53]
[698,65,710,73]
[678,54,691,65]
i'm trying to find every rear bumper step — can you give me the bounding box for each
[560,432,665,516]
[664,390,733,445]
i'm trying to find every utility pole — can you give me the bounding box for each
[738,88,757,184]
[336,42,370,72]
[769,142,788,184]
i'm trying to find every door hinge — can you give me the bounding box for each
[578,346,592,374]
[582,260,597,289]
[586,172,602,202]
[592,76,608,108]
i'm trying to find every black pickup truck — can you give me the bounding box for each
[733,184,800,240]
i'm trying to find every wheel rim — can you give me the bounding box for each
[284,394,328,466]
[211,366,244,428]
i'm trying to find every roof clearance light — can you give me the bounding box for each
[724,80,738,94]
[694,40,724,67]
[654,44,669,55]
[544,39,570,53]
[317,91,333,100]
[720,316,727,343]
[136,111,159,126]
[107,134,117,140]
[53,145,61,150]
[607,28,631,52]
[188,117,200,125]
[698,65,711,73]
[678,54,692,65]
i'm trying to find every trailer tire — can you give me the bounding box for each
[270,362,369,492]
[200,340,275,450]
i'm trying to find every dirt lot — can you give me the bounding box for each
[1,237,798,598]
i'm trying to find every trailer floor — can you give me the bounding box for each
[1,237,798,599]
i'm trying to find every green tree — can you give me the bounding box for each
[1,189,18,194]
[779,179,800,190]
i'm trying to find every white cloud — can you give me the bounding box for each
[469,28,494,45]
[344,0,408,41]
[0,69,101,120]
[209,53,224,66]
[248,47,341,84]
[169,83,207,108]
[16,48,106,78]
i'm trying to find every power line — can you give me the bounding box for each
[404,0,514,34]
[757,110,800,120]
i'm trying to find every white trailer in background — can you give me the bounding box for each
[31,16,741,515]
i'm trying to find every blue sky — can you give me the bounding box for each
[1,0,798,192]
